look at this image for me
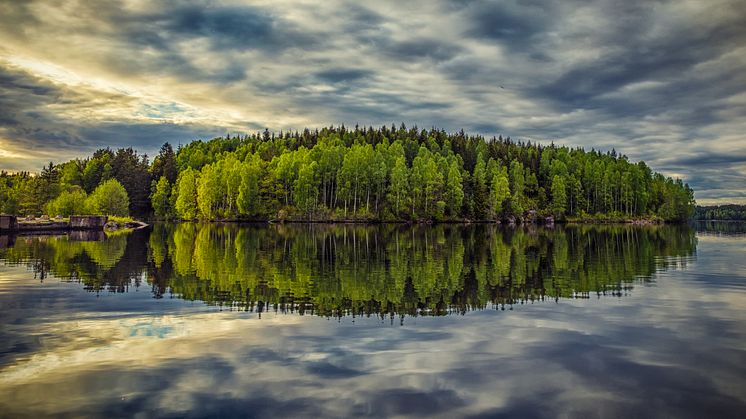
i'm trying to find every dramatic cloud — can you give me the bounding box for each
[0,0,744,203]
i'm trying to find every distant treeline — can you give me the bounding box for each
[694,205,746,221]
[0,124,695,222]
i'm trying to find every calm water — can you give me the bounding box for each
[0,223,744,418]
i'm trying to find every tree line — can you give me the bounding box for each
[0,124,695,222]
[694,205,746,221]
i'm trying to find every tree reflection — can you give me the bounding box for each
[0,223,697,316]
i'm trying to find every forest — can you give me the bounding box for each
[694,205,746,221]
[0,124,695,222]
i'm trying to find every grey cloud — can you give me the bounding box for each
[315,69,372,84]
[527,2,746,111]
[86,1,325,54]
[667,153,746,167]
[0,0,745,201]
[77,122,224,156]
[384,38,465,62]
[159,5,322,52]
[460,0,556,47]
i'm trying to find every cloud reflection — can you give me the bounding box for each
[1,231,746,418]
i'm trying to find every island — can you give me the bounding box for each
[0,125,695,224]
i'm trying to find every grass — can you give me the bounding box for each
[107,215,136,224]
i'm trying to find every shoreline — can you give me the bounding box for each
[147,218,670,226]
[0,215,149,234]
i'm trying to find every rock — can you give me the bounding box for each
[70,216,108,230]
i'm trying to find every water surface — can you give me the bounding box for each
[1,223,744,418]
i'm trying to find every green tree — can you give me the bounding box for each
[175,168,199,220]
[45,187,88,217]
[472,153,488,219]
[445,161,464,216]
[294,160,318,218]
[389,156,409,216]
[551,175,567,216]
[110,148,151,215]
[86,179,129,216]
[151,176,172,218]
[490,168,510,217]
[509,160,525,216]
[237,156,262,217]
[59,160,84,190]
[197,164,222,219]
[151,143,178,185]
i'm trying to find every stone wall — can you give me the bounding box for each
[70,216,108,230]
[0,215,18,231]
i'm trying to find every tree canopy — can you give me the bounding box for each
[0,126,696,222]
[86,179,130,217]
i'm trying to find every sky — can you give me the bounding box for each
[0,0,745,204]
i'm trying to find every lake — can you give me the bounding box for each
[1,223,745,418]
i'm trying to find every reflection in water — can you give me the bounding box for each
[0,224,697,316]
[1,223,745,418]
[693,220,746,236]
[0,232,139,291]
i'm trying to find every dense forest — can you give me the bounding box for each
[0,224,697,316]
[0,124,695,222]
[694,205,746,221]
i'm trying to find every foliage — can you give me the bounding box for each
[151,176,173,219]
[0,125,697,222]
[551,175,567,216]
[45,186,89,216]
[174,168,199,220]
[86,179,130,216]
[694,205,746,221]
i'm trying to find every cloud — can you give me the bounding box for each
[0,0,745,202]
